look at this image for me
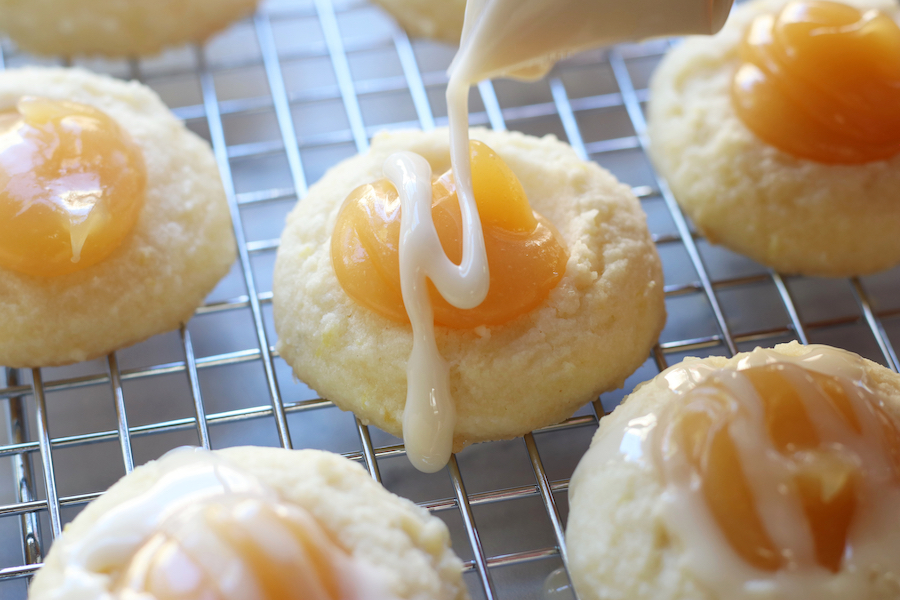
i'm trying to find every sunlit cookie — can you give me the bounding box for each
[273,127,665,453]
[647,0,900,276]
[0,0,259,57]
[370,0,466,44]
[567,342,900,600]
[28,446,468,600]
[0,67,236,367]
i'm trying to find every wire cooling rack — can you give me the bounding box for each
[2,0,900,598]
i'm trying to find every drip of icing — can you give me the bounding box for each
[593,346,900,599]
[380,76,488,472]
[383,152,486,472]
[45,447,400,600]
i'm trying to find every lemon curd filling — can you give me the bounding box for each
[116,496,346,600]
[332,141,568,328]
[732,0,900,163]
[657,362,900,574]
[0,96,146,277]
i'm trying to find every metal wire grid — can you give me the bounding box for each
[1,0,899,598]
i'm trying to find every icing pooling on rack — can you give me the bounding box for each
[45,447,398,600]
[388,0,736,472]
[595,346,900,598]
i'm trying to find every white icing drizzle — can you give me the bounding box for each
[384,152,488,473]
[596,346,900,599]
[382,46,494,473]
[45,447,400,600]
[390,0,735,472]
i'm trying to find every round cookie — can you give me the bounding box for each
[0,67,236,367]
[371,0,466,44]
[0,0,259,57]
[647,0,900,276]
[28,446,468,600]
[566,341,900,600]
[273,127,665,452]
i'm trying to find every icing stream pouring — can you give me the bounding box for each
[386,0,735,472]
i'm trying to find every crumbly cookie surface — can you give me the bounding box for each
[566,342,900,600]
[273,127,665,452]
[28,446,468,600]
[647,0,900,276]
[0,67,236,367]
[370,0,466,44]
[0,0,259,57]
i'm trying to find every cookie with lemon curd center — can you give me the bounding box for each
[567,342,900,600]
[27,447,468,600]
[0,67,236,368]
[647,0,900,276]
[273,127,665,455]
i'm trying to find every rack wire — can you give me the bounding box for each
[2,0,900,598]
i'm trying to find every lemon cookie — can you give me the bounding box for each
[273,127,665,454]
[567,342,900,600]
[28,446,468,600]
[647,0,900,276]
[371,0,467,44]
[0,67,235,367]
[0,0,259,57]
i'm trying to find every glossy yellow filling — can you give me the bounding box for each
[660,364,900,573]
[732,0,900,163]
[331,140,568,328]
[116,497,344,600]
[0,96,146,277]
